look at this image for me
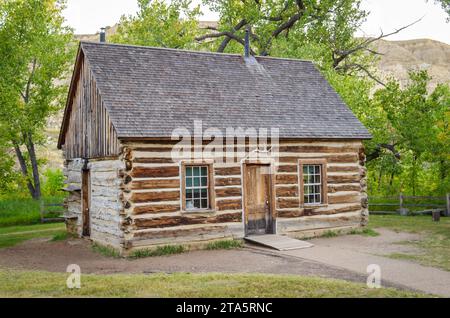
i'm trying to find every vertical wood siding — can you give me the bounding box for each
[62,56,120,159]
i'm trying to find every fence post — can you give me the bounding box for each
[399,193,407,216]
[446,193,450,217]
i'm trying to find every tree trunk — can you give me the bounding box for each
[13,144,38,199]
[26,133,41,200]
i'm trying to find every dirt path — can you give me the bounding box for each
[0,235,412,290]
[281,229,450,297]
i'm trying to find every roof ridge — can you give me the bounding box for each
[79,40,314,63]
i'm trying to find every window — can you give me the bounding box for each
[303,165,322,204]
[183,165,213,211]
[299,159,327,206]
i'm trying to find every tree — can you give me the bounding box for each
[111,0,201,49]
[0,0,74,199]
[433,0,450,21]
[372,71,450,195]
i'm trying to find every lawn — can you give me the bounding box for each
[368,215,450,271]
[0,269,429,298]
[0,196,65,227]
[0,223,66,248]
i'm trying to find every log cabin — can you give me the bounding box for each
[58,40,371,254]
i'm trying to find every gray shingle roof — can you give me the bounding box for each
[80,41,371,139]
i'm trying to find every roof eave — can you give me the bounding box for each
[57,43,84,149]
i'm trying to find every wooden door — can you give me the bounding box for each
[82,169,91,237]
[244,164,273,235]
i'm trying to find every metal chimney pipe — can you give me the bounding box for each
[100,27,106,43]
[244,25,250,58]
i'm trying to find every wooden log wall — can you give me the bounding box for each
[119,139,367,249]
[62,55,120,159]
[64,159,125,249]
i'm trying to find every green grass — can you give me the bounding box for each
[0,223,66,248]
[129,245,185,259]
[321,230,339,238]
[91,243,121,258]
[369,215,450,271]
[0,269,430,298]
[348,228,380,237]
[0,196,65,227]
[206,239,243,250]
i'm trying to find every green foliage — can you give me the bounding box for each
[369,71,450,196]
[0,195,64,227]
[348,228,380,237]
[129,245,186,258]
[206,239,243,250]
[41,169,64,196]
[0,0,74,199]
[111,0,201,49]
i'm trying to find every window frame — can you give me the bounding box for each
[180,161,215,213]
[298,158,328,207]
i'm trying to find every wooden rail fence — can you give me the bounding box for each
[369,193,450,216]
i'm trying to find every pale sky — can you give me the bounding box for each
[63,0,450,44]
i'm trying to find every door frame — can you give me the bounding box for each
[81,168,91,237]
[242,161,277,236]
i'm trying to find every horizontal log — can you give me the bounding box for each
[277,209,303,218]
[130,191,180,203]
[214,166,241,176]
[132,224,228,241]
[133,158,175,164]
[276,186,299,197]
[277,198,299,209]
[312,203,362,215]
[327,165,360,173]
[133,204,180,215]
[215,187,242,198]
[134,212,242,229]
[131,179,180,190]
[328,174,360,184]
[278,145,359,153]
[277,211,362,233]
[130,166,179,178]
[328,184,361,193]
[279,154,358,164]
[215,177,241,187]
[328,193,360,205]
[277,165,298,173]
[217,199,242,211]
[276,174,298,185]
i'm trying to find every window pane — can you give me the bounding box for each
[185,165,210,210]
[314,174,321,184]
[193,167,200,176]
[186,200,194,209]
[304,195,309,204]
[315,194,320,203]
[315,165,320,174]
[303,166,308,174]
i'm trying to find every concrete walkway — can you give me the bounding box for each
[279,229,450,297]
